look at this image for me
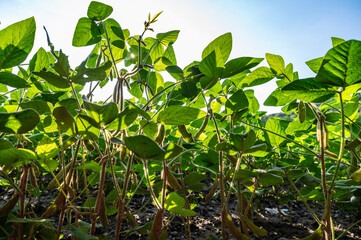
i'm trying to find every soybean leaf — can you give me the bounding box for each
[239,67,276,88]
[53,106,77,135]
[157,105,207,125]
[0,109,39,134]
[53,50,70,78]
[305,57,323,74]
[165,192,197,216]
[0,148,36,167]
[106,107,138,130]
[259,172,283,186]
[0,72,30,88]
[0,139,13,149]
[102,18,125,49]
[83,101,118,125]
[265,118,286,147]
[225,89,249,113]
[70,224,98,240]
[76,114,100,140]
[202,32,232,66]
[124,135,165,159]
[266,53,285,74]
[20,100,52,115]
[199,51,224,78]
[331,37,345,47]
[87,1,113,21]
[156,30,180,46]
[72,17,101,47]
[315,40,361,87]
[166,65,183,80]
[264,89,294,106]
[230,129,256,152]
[37,137,59,160]
[222,57,263,78]
[244,90,260,114]
[29,47,50,72]
[72,60,112,85]
[282,78,337,103]
[156,142,183,160]
[33,71,69,88]
[0,17,36,70]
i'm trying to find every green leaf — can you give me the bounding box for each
[264,89,294,106]
[222,57,263,78]
[265,118,286,147]
[33,71,69,88]
[76,114,100,140]
[282,78,337,103]
[305,57,323,74]
[315,40,361,87]
[225,89,249,113]
[266,53,285,74]
[286,121,312,134]
[83,101,118,125]
[165,192,197,216]
[0,148,36,167]
[160,142,183,160]
[331,37,345,47]
[53,106,77,135]
[72,17,101,47]
[87,1,113,21]
[157,105,207,125]
[259,172,283,186]
[124,135,165,159]
[7,213,52,223]
[37,137,59,160]
[70,224,98,240]
[53,50,70,78]
[20,100,52,115]
[0,72,30,88]
[199,51,224,78]
[230,129,256,152]
[244,90,259,114]
[0,139,13,149]
[72,61,112,85]
[106,107,138,130]
[156,30,180,46]
[166,65,183,80]
[102,18,125,49]
[29,47,50,72]
[239,67,276,88]
[0,17,36,70]
[202,32,232,66]
[0,109,39,134]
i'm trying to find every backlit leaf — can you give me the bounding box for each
[225,89,249,113]
[157,105,207,125]
[0,148,36,167]
[315,40,361,87]
[202,32,232,66]
[282,78,337,103]
[72,17,101,47]
[0,109,39,134]
[265,118,286,147]
[0,72,30,88]
[87,1,113,21]
[0,17,36,70]
[124,135,165,159]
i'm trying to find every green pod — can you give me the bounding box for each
[178,125,194,143]
[298,101,306,123]
[194,114,209,140]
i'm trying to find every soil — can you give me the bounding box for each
[1,181,361,240]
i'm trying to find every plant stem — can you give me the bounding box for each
[284,171,322,225]
[142,159,162,209]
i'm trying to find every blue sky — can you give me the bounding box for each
[1,0,361,113]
